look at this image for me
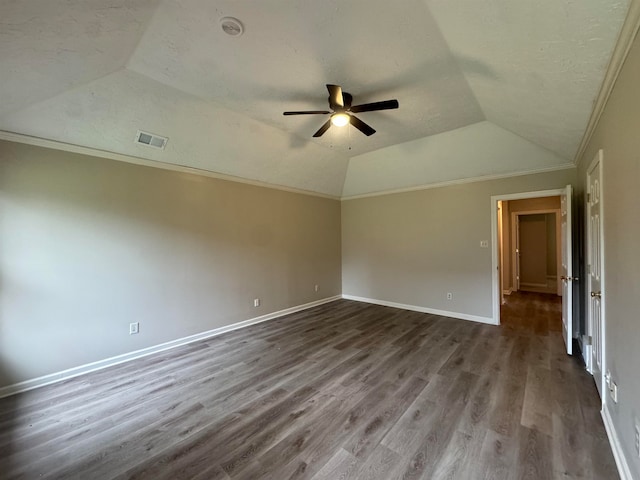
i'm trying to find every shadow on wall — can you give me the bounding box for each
[0,364,19,476]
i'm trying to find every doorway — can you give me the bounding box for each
[497,197,561,299]
[491,187,576,355]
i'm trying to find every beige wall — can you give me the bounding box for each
[546,214,557,277]
[576,30,640,477]
[508,196,560,212]
[341,169,576,320]
[518,214,548,287]
[0,140,342,388]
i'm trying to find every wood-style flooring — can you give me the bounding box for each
[0,294,618,479]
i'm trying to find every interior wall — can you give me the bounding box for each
[546,214,557,276]
[518,214,548,287]
[576,29,640,477]
[341,169,576,321]
[0,140,342,388]
[508,196,561,212]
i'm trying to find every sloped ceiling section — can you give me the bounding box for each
[425,0,630,160]
[342,121,571,198]
[0,70,350,197]
[0,0,631,197]
[0,0,159,116]
[127,0,484,157]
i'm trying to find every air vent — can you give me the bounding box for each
[220,17,244,36]
[134,130,168,150]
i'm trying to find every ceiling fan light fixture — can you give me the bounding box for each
[331,112,350,127]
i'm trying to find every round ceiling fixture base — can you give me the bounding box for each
[220,17,244,36]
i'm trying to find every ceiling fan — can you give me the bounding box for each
[283,84,399,137]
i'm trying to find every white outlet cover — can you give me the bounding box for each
[480,240,489,248]
[610,382,618,403]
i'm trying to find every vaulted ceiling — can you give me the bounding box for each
[0,0,630,197]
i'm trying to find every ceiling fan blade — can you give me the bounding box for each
[312,119,332,137]
[350,99,399,113]
[283,110,330,115]
[349,115,376,136]
[326,84,344,110]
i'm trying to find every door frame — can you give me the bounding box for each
[586,149,605,395]
[490,189,565,325]
[511,209,562,295]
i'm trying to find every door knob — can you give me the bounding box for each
[590,291,602,298]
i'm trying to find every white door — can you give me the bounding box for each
[560,185,573,355]
[587,151,604,398]
[515,216,521,291]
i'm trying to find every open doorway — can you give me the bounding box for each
[507,198,561,296]
[491,187,576,355]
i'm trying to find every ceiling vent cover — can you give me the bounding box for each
[220,17,244,36]
[135,130,168,150]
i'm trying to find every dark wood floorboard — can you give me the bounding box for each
[0,293,618,479]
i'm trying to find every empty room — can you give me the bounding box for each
[1,1,639,479]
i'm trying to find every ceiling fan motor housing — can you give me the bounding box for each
[283,84,399,137]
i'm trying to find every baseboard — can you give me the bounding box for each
[342,294,497,325]
[602,403,634,480]
[0,295,342,399]
[520,282,548,289]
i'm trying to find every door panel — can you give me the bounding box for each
[588,153,604,398]
[561,185,573,355]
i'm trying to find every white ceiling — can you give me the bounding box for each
[0,0,630,197]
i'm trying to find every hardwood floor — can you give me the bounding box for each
[0,295,618,479]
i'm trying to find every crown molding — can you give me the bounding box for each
[0,130,341,201]
[574,0,640,166]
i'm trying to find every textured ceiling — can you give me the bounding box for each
[0,0,630,196]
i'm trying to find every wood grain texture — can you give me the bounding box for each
[0,293,618,479]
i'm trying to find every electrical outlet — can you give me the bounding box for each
[634,420,640,458]
[254,298,260,307]
[610,381,618,403]
[446,292,453,300]
[480,240,489,248]
[129,322,139,335]
[314,284,319,292]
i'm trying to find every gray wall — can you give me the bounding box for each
[341,169,576,320]
[577,30,640,477]
[0,140,342,388]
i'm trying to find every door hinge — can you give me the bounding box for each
[587,193,591,202]
[584,335,592,346]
